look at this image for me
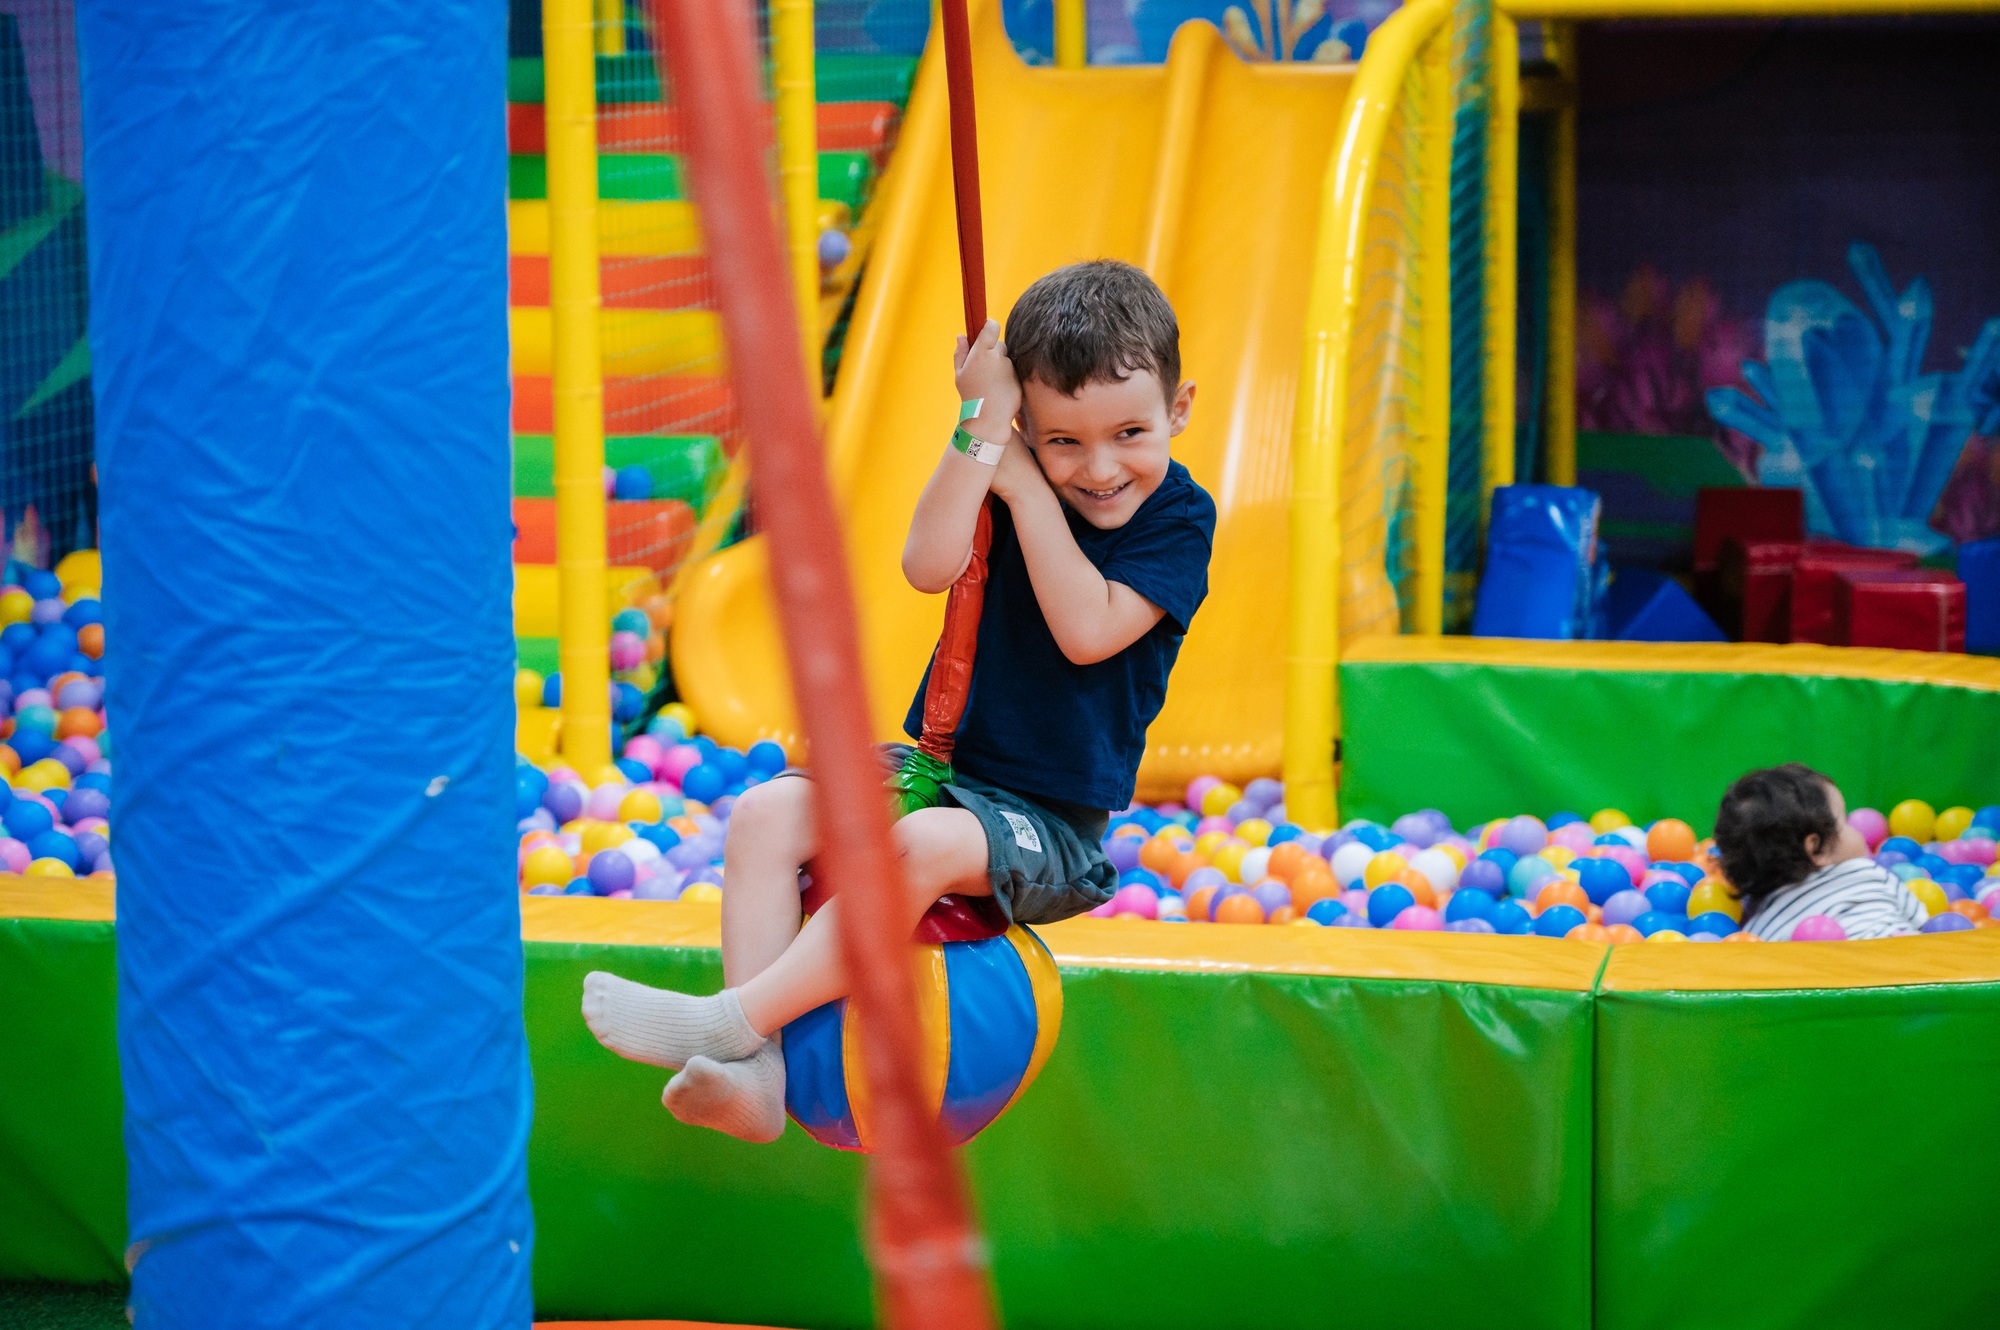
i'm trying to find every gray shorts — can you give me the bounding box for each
[894,747,1117,926]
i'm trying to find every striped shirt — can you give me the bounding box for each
[1744,859,1928,941]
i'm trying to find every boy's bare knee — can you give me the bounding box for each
[892,807,990,895]
[728,777,814,853]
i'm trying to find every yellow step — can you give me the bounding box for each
[508,306,723,377]
[508,199,701,256]
[514,562,657,639]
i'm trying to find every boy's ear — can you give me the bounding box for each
[1168,380,1196,437]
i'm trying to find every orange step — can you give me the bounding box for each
[509,254,712,309]
[507,100,898,161]
[513,496,696,574]
[512,374,733,436]
[535,1322,794,1329]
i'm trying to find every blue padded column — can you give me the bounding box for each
[78,2,530,1325]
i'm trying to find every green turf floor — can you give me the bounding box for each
[0,1281,127,1329]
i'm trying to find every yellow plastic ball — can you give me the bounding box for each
[1437,844,1467,870]
[1200,783,1241,819]
[581,822,635,854]
[1235,818,1273,848]
[1906,878,1949,917]
[1589,808,1632,833]
[1686,880,1742,922]
[17,759,71,792]
[1645,929,1688,943]
[660,701,698,736]
[1157,825,1195,850]
[1210,843,1249,884]
[25,857,73,878]
[1933,806,1975,842]
[681,881,723,904]
[618,789,663,824]
[515,669,545,709]
[1889,799,1936,842]
[1193,831,1233,858]
[1362,850,1409,889]
[0,590,29,625]
[521,846,575,889]
[560,818,593,837]
[591,764,627,788]
[1541,846,1577,871]
[55,549,100,596]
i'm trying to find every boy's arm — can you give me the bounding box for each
[902,321,1020,594]
[996,450,1166,666]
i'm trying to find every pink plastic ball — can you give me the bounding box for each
[584,784,628,820]
[1185,776,1222,812]
[69,817,108,836]
[1109,884,1160,919]
[1551,822,1597,854]
[1962,838,1997,867]
[1791,914,1848,942]
[603,465,618,497]
[1603,846,1648,886]
[60,736,100,767]
[1338,887,1371,917]
[1391,905,1444,931]
[13,688,49,712]
[545,765,580,785]
[608,631,646,671]
[1088,898,1118,918]
[659,744,703,787]
[1194,815,1234,838]
[621,735,667,775]
[1848,807,1888,849]
[0,838,29,872]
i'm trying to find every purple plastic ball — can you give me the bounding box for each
[1921,911,1974,934]
[73,830,108,865]
[1391,813,1438,849]
[1183,866,1228,894]
[1601,889,1652,928]
[1445,917,1496,934]
[49,744,86,777]
[686,866,725,888]
[543,783,584,823]
[1457,858,1506,895]
[1331,911,1373,928]
[1105,836,1142,873]
[587,851,636,896]
[62,787,109,823]
[665,839,712,871]
[1251,880,1294,916]
[1498,815,1548,857]
[633,872,684,901]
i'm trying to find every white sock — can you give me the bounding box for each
[581,972,764,1070]
[663,1042,787,1144]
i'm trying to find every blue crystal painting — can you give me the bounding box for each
[1707,243,2000,554]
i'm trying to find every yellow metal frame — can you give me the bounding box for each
[1481,10,1518,510]
[594,0,626,54]
[1412,22,1453,636]
[1543,20,1578,485]
[1054,0,1088,66]
[1283,0,1454,829]
[545,0,613,775]
[773,0,823,384]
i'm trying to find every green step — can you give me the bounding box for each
[507,150,872,210]
[517,636,561,678]
[506,53,920,108]
[513,433,725,509]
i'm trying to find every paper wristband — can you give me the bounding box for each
[951,397,1004,466]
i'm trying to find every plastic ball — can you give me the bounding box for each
[1932,805,1974,843]
[608,631,647,672]
[745,740,788,777]
[1444,888,1495,924]
[617,789,663,824]
[1391,905,1443,931]
[520,847,574,890]
[1250,880,1293,917]
[1508,855,1556,898]
[1407,847,1460,893]
[1576,857,1630,905]
[1238,847,1272,885]
[1329,841,1374,889]
[1305,896,1347,925]
[1366,883,1415,928]
[1199,783,1241,818]
[1536,880,1589,913]
[1498,815,1548,856]
[1631,910,1686,938]
[1888,800,1936,842]
[681,762,727,805]
[1603,923,1644,945]
[1534,904,1587,937]
[1214,892,1267,925]
[62,786,109,824]
[1588,808,1631,833]
[1109,884,1160,919]
[1362,850,1409,890]
[24,855,71,877]
[1184,885,1218,922]
[1644,879,1692,916]
[1686,911,1737,938]
[1457,858,1506,896]
[1,798,52,841]
[1919,911,1973,933]
[1905,878,1948,917]
[1484,899,1529,934]
[1790,914,1848,942]
[1684,880,1740,922]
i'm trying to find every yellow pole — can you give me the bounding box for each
[595,0,626,55]
[1284,0,1451,829]
[773,0,823,389]
[1412,18,1453,635]
[1546,19,1578,485]
[1481,11,1519,515]
[1054,0,1087,67]
[546,0,613,776]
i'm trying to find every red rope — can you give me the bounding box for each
[917,0,995,765]
[646,1,995,1324]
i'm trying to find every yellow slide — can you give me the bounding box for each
[672,0,1357,800]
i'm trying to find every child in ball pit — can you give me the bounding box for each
[1712,763,1927,941]
[580,260,1217,1140]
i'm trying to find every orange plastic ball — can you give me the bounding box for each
[1645,818,1697,863]
[48,671,86,698]
[1723,931,1762,942]
[1213,893,1267,925]
[1605,924,1645,945]
[1185,886,1218,922]
[1584,903,1603,925]
[56,707,102,740]
[77,623,104,659]
[1395,869,1437,909]
[1950,899,1988,922]
[1166,852,1209,891]
[1139,836,1182,874]
[1566,922,1612,943]
[1267,905,1297,926]
[1266,843,1308,882]
[1536,880,1589,912]
[1290,869,1339,912]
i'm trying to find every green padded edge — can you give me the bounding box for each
[1338,657,2000,833]
[1594,981,2000,1330]
[0,917,124,1284]
[506,151,871,211]
[512,434,722,507]
[506,54,920,108]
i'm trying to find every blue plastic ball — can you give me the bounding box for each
[1266,823,1304,846]
[681,762,727,805]
[1878,835,1923,859]
[1688,911,1739,937]
[3,799,53,841]
[611,681,645,723]
[1534,904,1587,937]
[615,757,652,784]
[1444,888,1496,923]
[515,768,549,819]
[690,735,720,761]
[26,830,78,869]
[1915,852,1952,878]
[541,673,562,707]
[563,878,594,895]
[708,747,746,786]
[613,464,654,500]
[1644,879,1692,915]
[1477,846,1520,876]
[1631,910,1689,938]
[62,599,101,628]
[1546,811,1584,829]
[746,740,788,776]
[639,822,682,852]
[1938,863,1984,889]
[1577,858,1631,905]
[1664,862,1705,886]
[20,569,58,600]
[9,730,54,765]
[1348,823,1396,852]
[1305,896,1347,925]
[1975,806,2000,833]
[0,623,29,653]
[1490,900,1534,935]
[1366,883,1416,928]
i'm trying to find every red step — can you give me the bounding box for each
[512,374,734,436]
[507,100,899,161]
[509,254,712,309]
[514,496,697,574]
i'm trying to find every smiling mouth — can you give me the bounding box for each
[1073,480,1131,503]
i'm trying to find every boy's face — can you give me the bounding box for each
[1812,781,1869,866]
[1018,368,1195,529]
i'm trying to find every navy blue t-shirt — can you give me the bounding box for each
[903,461,1215,812]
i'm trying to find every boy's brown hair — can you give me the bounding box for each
[1004,259,1180,398]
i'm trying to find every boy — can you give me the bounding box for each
[581,260,1215,1141]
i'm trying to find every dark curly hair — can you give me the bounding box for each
[1005,260,1180,399]
[1712,763,1841,915]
